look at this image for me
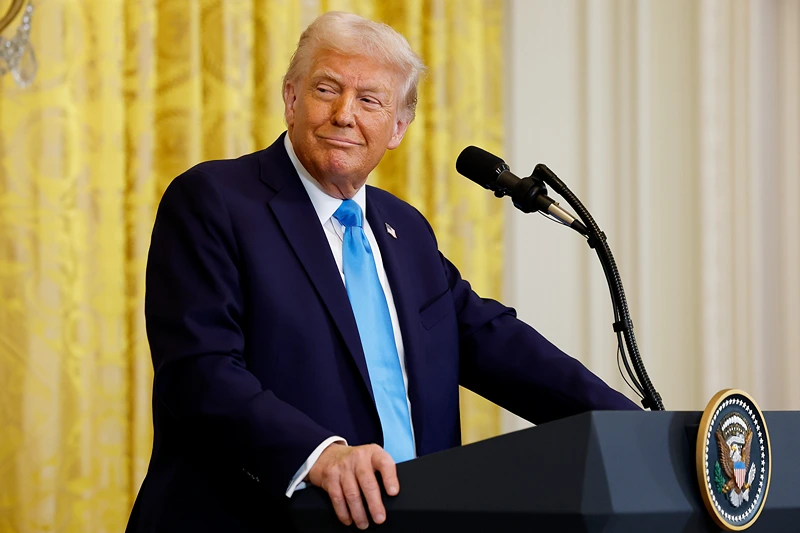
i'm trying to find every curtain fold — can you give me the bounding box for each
[0,1,503,531]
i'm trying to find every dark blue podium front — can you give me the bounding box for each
[289,411,800,532]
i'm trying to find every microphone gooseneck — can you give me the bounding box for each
[456,147,664,411]
[534,163,664,411]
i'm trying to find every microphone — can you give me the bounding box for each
[456,146,588,236]
[456,146,665,411]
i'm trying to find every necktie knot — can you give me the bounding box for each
[333,199,363,228]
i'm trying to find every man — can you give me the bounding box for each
[126,11,638,533]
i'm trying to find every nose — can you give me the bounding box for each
[331,92,356,128]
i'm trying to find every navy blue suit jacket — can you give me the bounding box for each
[126,133,638,532]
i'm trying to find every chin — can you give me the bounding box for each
[321,156,359,177]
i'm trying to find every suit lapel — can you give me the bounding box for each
[259,138,375,403]
[366,189,427,444]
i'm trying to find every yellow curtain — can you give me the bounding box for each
[0,0,503,531]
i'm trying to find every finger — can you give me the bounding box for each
[373,449,399,496]
[355,461,386,525]
[325,481,353,527]
[341,471,369,530]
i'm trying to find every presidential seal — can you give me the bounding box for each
[696,389,771,531]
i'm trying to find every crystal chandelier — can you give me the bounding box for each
[0,0,36,88]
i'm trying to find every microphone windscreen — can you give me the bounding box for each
[456,146,506,188]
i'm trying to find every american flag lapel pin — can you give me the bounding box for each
[385,222,397,239]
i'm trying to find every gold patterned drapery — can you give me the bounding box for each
[0,0,503,531]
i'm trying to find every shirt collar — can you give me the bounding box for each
[284,133,367,226]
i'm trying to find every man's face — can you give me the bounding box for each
[284,51,410,198]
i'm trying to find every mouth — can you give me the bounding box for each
[319,136,362,147]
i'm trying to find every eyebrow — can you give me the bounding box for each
[311,69,344,86]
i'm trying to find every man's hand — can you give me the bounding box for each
[307,443,399,529]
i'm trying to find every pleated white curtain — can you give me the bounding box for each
[502,0,799,431]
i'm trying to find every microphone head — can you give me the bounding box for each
[456,146,508,189]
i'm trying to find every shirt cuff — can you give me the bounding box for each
[285,436,347,497]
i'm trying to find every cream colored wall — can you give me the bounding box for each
[501,0,800,432]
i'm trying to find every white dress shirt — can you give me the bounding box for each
[283,135,416,497]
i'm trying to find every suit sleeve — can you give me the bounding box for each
[441,255,641,423]
[145,170,336,497]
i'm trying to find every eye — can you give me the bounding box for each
[360,96,380,105]
[315,84,338,96]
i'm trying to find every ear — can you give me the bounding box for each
[387,117,410,150]
[284,82,297,128]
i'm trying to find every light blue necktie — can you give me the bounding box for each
[333,199,415,463]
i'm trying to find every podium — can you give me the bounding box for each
[289,411,800,532]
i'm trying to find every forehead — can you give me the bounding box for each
[306,50,402,93]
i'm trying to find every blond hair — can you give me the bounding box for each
[283,11,427,122]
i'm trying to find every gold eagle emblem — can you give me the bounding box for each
[715,413,757,508]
